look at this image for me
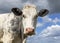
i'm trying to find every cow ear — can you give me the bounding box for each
[38,9,49,17]
[11,8,22,16]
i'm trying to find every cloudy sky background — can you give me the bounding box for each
[0,0,60,43]
[0,0,60,13]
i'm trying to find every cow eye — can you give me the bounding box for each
[23,15,26,18]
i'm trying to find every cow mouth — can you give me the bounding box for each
[24,32,35,36]
[24,32,35,39]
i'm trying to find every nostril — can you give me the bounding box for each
[25,28,35,35]
[26,28,28,31]
[26,28,34,32]
[26,28,30,31]
[32,29,34,32]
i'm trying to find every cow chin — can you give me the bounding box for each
[24,32,35,36]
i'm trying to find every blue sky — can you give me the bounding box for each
[36,13,60,33]
[27,13,60,43]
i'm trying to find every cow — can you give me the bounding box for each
[22,4,49,43]
[0,8,23,43]
[0,4,49,43]
[22,4,49,35]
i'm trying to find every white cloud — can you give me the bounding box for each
[36,22,43,27]
[40,25,60,37]
[36,0,50,9]
[53,17,60,24]
[36,15,60,29]
[42,16,60,24]
[42,16,52,22]
[0,0,60,13]
[27,25,60,43]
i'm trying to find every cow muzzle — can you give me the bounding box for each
[25,27,35,36]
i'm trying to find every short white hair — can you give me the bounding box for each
[23,4,36,9]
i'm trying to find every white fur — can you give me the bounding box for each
[0,4,38,43]
[22,4,37,34]
[0,13,25,43]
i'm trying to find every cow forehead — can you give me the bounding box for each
[22,5,37,16]
[23,4,36,9]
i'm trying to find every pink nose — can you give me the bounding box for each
[26,28,34,35]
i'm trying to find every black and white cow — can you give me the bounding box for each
[0,4,49,43]
[22,4,49,43]
[0,8,24,43]
[22,4,49,36]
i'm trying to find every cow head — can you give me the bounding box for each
[22,4,49,36]
[11,5,49,36]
